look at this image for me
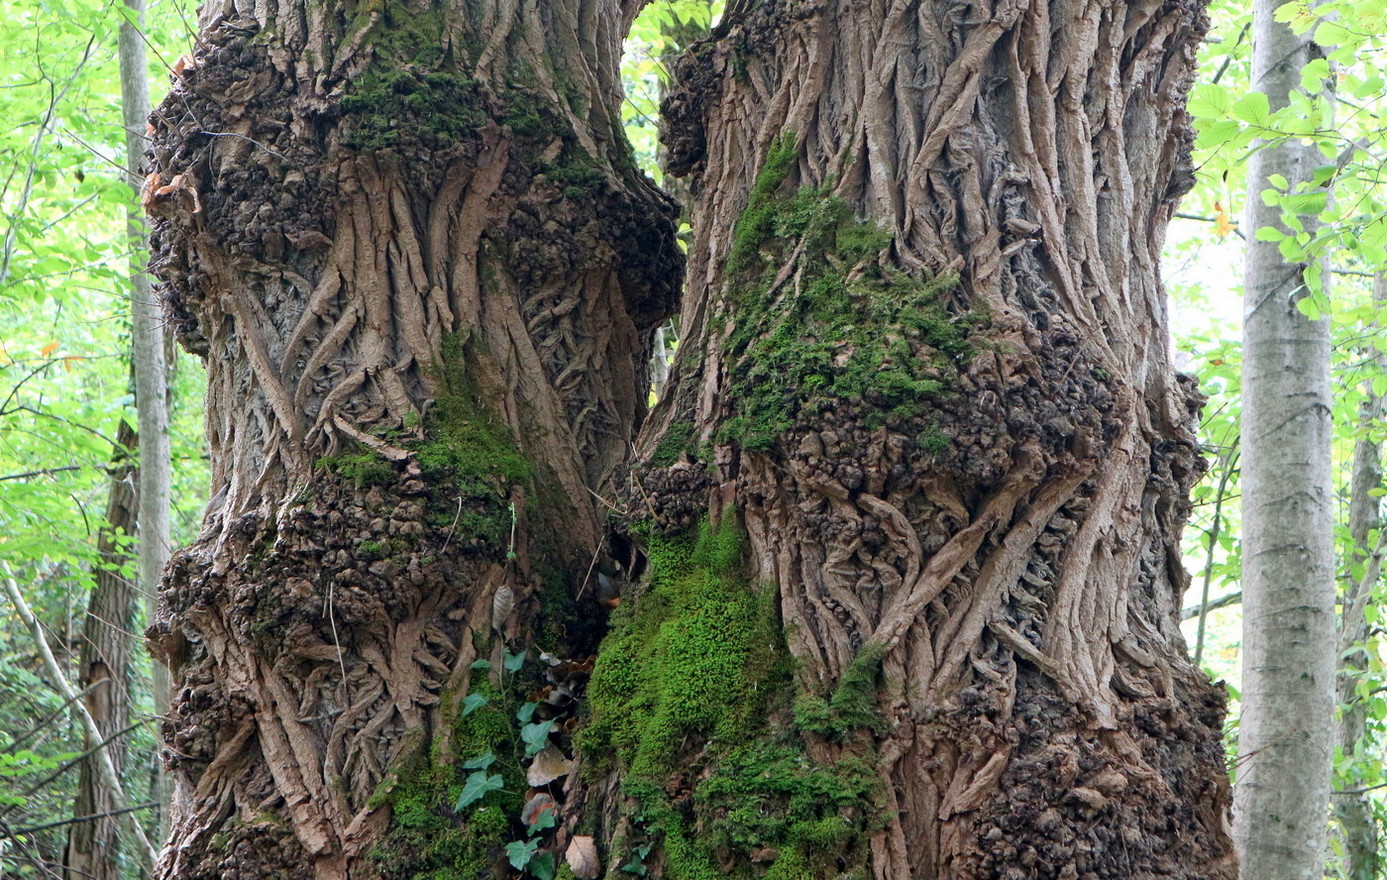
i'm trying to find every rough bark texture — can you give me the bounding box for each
[1333,273,1385,880]
[66,421,139,880]
[143,1,680,877]
[1232,1,1335,877]
[586,0,1236,878]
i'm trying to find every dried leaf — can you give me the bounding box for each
[566,835,600,880]
[491,584,515,631]
[522,792,558,829]
[527,744,577,786]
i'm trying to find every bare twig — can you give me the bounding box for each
[2,802,158,838]
[0,561,159,864]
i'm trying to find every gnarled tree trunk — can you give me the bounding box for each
[585,0,1237,877]
[143,1,679,876]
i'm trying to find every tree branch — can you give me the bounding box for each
[0,561,159,864]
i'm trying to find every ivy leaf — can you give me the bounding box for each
[455,770,505,809]
[462,693,489,716]
[504,650,526,673]
[516,701,539,723]
[470,658,492,670]
[530,851,557,880]
[506,838,539,870]
[521,720,556,756]
[461,752,497,770]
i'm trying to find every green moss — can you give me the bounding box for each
[317,446,395,487]
[651,421,697,467]
[369,754,511,880]
[720,136,973,453]
[341,69,487,152]
[584,521,879,879]
[792,643,887,743]
[373,670,530,878]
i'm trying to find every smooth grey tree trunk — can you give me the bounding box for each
[118,0,173,840]
[1232,1,1335,876]
[1333,273,1385,880]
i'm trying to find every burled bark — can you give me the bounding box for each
[143,1,679,877]
[1232,1,1335,877]
[618,0,1236,877]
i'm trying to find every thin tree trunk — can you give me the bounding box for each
[1,563,159,866]
[142,2,680,877]
[1333,272,1385,880]
[584,0,1236,877]
[65,421,140,880]
[117,0,173,841]
[1232,1,1336,877]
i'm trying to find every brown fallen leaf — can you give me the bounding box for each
[527,744,577,787]
[565,835,600,880]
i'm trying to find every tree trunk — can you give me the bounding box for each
[66,421,139,880]
[585,0,1236,877]
[143,1,680,877]
[1231,1,1335,877]
[1334,272,1385,880]
[118,0,174,839]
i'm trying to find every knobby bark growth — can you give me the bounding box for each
[1232,2,1335,878]
[145,0,1237,878]
[143,0,679,876]
[592,0,1236,877]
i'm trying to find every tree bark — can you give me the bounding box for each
[118,0,174,839]
[1333,272,1385,880]
[143,1,680,877]
[1232,1,1335,877]
[66,421,140,880]
[588,0,1236,877]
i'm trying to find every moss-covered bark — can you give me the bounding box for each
[613,0,1237,878]
[144,2,679,877]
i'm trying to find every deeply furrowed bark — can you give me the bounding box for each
[67,422,139,880]
[143,1,680,877]
[594,0,1237,878]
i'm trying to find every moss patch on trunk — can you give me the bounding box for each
[721,134,974,454]
[584,521,880,880]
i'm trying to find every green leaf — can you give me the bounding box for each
[506,839,539,870]
[1281,190,1328,215]
[462,693,489,716]
[471,658,492,670]
[520,720,555,756]
[1267,173,1289,191]
[1299,57,1330,90]
[503,650,526,673]
[530,851,557,880]
[516,701,539,723]
[1232,92,1272,128]
[456,771,505,809]
[1254,226,1286,242]
[1188,83,1234,119]
[462,752,497,770]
